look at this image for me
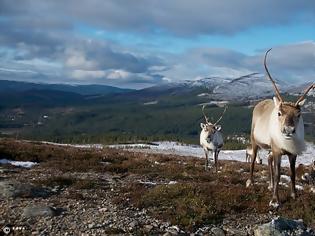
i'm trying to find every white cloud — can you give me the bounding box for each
[70,69,106,80]
[64,48,98,70]
[107,70,131,80]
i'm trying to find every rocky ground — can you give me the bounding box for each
[0,139,315,235]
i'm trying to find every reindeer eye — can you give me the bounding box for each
[278,112,282,117]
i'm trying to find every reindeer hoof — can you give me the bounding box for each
[246,179,253,188]
[269,200,280,209]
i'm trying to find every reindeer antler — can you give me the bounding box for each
[213,105,228,126]
[264,48,283,103]
[295,83,315,106]
[202,105,211,124]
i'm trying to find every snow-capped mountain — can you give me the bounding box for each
[210,73,290,101]
[287,82,315,97]
[142,73,292,101]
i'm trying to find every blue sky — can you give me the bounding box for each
[78,23,315,55]
[0,0,315,88]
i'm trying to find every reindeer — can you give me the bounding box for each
[246,48,314,208]
[200,105,227,172]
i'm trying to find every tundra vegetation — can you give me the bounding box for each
[1,138,315,233]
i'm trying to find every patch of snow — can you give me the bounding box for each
[295,185,304,191]
[36,140,315,168]
[0,159,38,168]
[280,175,291,183]
[138,180,157,186]
[138,180,178,186]
[197,93,210,97]
[40,141,104,149]
[143,100,158,105]
[279,182,289,188]
[108,141,315,167]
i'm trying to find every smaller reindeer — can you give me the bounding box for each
[245,145,262,164]
[200,105,227,171]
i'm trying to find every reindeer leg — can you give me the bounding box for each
[269,153,281,208]
[204,149,208,171]
[246,143,258,187]
[214,149,218,172]
[268,152,274,191]
[288,154,297,199]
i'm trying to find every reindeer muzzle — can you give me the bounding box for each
[282,126,296,139]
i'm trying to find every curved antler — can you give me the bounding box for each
[202,105,211,124]
[264,48,283,102]
[295,83,315,106]
[213,105,228,126]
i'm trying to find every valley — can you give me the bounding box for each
[0,78,314,145]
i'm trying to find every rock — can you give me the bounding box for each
[22,205,58,218]
[144,224,154,232]
[88,223,95,229]
[99,207,108,212]
[211,227,225,236]
[225,227,247,236]
[0,180,50,199]
[254,217,311,236]
[129,220,138,228]
[166,225,180,235]
[246,179,253,188]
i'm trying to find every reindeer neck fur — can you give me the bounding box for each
[269,105,305,155]
[253,99,305,155]
[200,128,223,150]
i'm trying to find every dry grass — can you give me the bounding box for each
[1,138,315,230]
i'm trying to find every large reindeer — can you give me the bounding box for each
[246,48,314,208]
[200,105,227,172]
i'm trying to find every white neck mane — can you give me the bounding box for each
[269,109,305,155]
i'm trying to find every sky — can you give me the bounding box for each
[0,0,315,89]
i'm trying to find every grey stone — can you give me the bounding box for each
[88,223,95,229]
[211,227,225,236]
[0,180,50,199]
[254,217,310,236]
[22,205,58,218]
[129,220,138,228]
[144,224,154,232]
[163,233,172,236]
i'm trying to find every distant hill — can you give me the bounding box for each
[0,89,85,108]
[0,80,133,95]
[137,73,294,102]
[0,76,313,144]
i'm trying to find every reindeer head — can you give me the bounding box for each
[200,123,221,135]
[200,105,226,135]
[264,48,314,139]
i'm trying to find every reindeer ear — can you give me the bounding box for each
[273,96,281,108]
[200,123,206,129]
[215,125,221,131]
[297,99,306,107]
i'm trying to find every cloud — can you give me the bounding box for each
[160,42,315,84]
[0,1,315,88]
[1,0,315,36]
